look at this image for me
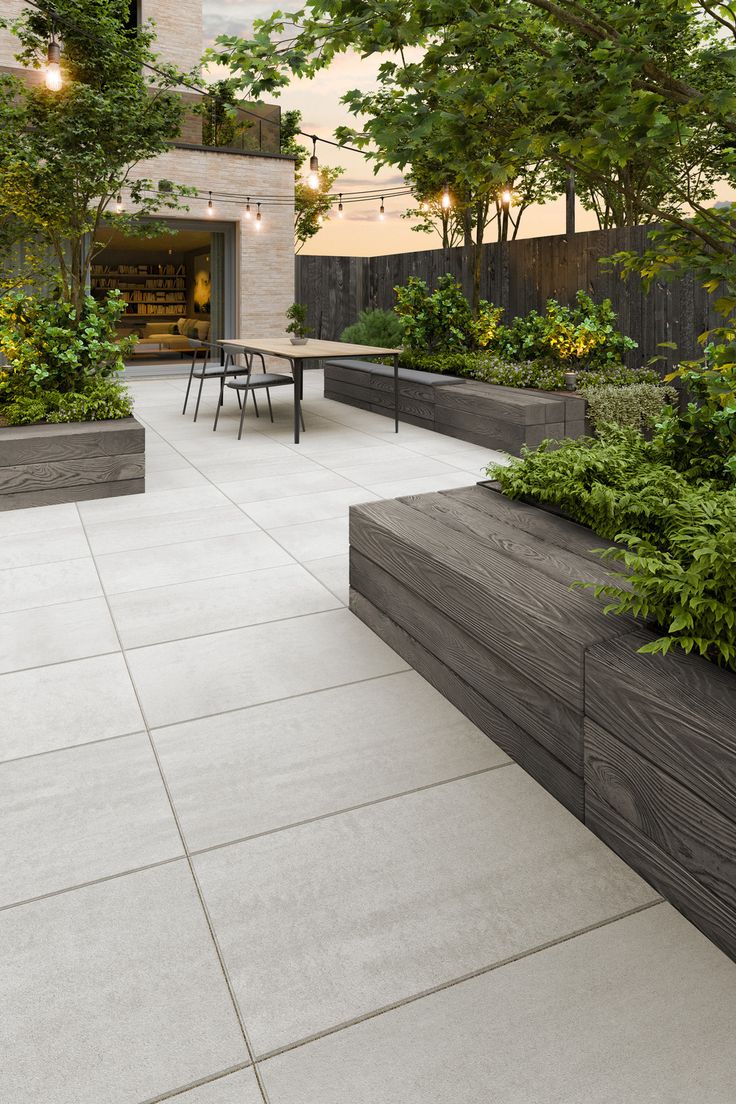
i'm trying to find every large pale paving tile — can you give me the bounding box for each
[0,557,101,614]
[0,732,183,907]
[241,487,378,530]
[171,1069,262,1104]
[96,531,293,595]
[84,504,258,556]
[0,524,89,570]
[155,671,507,851]
[370,472,477,498]
[0,501,80,537]
[305,444,419,469]
[127,608,407,728]
[0,597,119,674]
[260,905,736,1104]
[334,456,460,486]
[195,455,320,484]
[144,466,209,491]
[0,652,144,763]
[111,564,340,648]
[77,484,229,523]
[194,768,657,1054]
[268,516,349,561]
[0,862,248,1104]
[304,554,349,604]
[221,469,355,505]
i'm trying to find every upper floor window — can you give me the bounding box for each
[124,2,140,31]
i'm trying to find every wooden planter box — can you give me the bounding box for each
[324,357,587,454]
[349,484,736,960]
[0,417,145,511]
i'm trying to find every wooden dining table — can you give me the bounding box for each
[218,338,402,444]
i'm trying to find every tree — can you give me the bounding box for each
[0,0,193,314]
[280,109,344,252]
[212,0,736,346]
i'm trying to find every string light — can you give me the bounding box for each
[501,188,512,207]
[337,194,344,217]
[379,197,385,220]
[115,194,123,214]
[245,197,251,219]
[45,25,62,91]
[441,184,451,210]
[207,191,214,216]
[308,136,320,190]
[255,203,262,230]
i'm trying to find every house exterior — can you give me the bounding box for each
[0,0,296,341]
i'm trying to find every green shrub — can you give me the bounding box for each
[655,359,736,484]
[493,291,637,372]
[394,274,475,354]
[489,430,736,669]
[0,290,134,403]
[581,381,678,432]
[340,308,404,348]
[2,377,133,426]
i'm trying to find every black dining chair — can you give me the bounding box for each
[212,355,305,440]
[182,341,265,423]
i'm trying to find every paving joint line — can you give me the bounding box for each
[74,501,273,1104]
[137,1061,254,1104]
[254,898,666,1066]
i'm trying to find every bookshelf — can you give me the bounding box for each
[90,263,188,320]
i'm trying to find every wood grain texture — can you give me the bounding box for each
[585,719,736,912]
[350,546,584,771]
[349,586,585,819]
[350,498,620,705]
[0,417,144,467]
[297,226,717,372]
[0,477,145,511]
[0,452,144,493]
[586,790,736,962]
[586,632,736,822]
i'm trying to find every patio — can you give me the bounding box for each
[2,371,736,1104]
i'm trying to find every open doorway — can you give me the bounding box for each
[91,220,236,373]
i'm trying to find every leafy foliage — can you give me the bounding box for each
[0,291,133,402]
[340,309,404,347]
[400,349,657,392]
[493,293,637,373]
[581,381,678,433]
[656,359,736,483]
[394,275,505,354]
[3,376,133,426]
[490,430,736,669]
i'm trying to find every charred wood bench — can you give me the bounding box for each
[349,484,736,960]
[324,357,587,454]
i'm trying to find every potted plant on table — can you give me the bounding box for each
[286,302,313,345]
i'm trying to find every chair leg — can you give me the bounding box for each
[237,389,249,440]
[213,377,225,432]
[252,392,260,418]
[193,372,206,422]
[182,350,197,414]
[265,388,274,423]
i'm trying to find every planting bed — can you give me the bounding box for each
[324,357,587,455]
[0,416,145,510]
[349,484,736,960]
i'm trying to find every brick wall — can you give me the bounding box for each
[140,0,204,72]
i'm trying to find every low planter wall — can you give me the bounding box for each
[0,416,145,511]
[349,484,736,960]
[324,357,587,454]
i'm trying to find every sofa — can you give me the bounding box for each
[135,318,210,350]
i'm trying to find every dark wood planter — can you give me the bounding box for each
[324,357,587,454]
[349,484,736,960]
[0,416,145,511]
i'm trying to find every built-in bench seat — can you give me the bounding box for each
[324,357,587,454]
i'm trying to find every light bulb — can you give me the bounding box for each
[45,37,62,91]
[337,197,344,218]
[501,189,512,205]
[255,204,262,230]
[307,171,319,190]
[115,195,123,214]
[441,185,451,210]
[207,191,214,216]
[308,139,319,189]
[245,198,251,219]
[379,198,385,220]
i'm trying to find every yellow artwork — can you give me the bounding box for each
[193,258,211,314]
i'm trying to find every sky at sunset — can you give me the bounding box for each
[202,1,603,256]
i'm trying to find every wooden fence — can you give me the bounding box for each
[295,226,718,367]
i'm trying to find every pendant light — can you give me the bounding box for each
[245,197,251,219]
[308,136,319,189]
[45,26,62,91]
[207,191,214,216]
[337,194,344,217]
[441,183,451,209]
[255,203,262,230]
[379,197,385,220]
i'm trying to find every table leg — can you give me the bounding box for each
[393,354,399,433]
[294,360,303,444]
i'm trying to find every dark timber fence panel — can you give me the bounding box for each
[296,226,720,367]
